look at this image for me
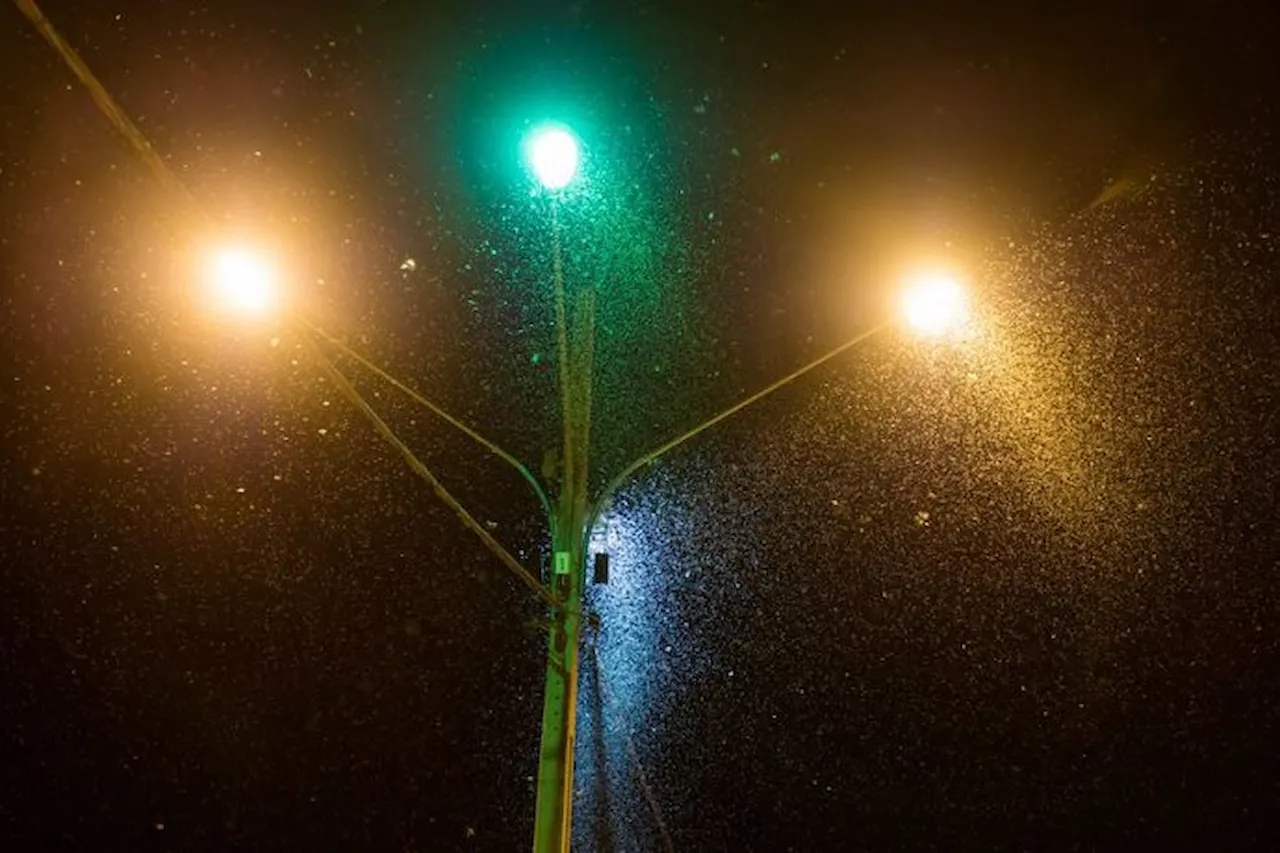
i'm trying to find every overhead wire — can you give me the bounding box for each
[13,0,194,207]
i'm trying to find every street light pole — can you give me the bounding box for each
[529,128,592,853]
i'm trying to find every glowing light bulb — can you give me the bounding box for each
[525,125,581,190]
[204,245,278,318]
[901,270,968,336]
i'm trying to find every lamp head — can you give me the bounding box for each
[900,269,968,337]
[524,125,581,191]
[202,244,280,320]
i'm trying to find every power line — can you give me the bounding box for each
[14,0,194,208]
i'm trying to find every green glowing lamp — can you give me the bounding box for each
[524,124,581,190]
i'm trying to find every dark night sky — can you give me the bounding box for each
[2,1,1277,851]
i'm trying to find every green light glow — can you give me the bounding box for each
[525,125,581,190]
[435,48,704,482]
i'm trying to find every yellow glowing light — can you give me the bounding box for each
[204,245,279,318]
[900,270,968,336]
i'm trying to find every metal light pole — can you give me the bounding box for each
[526,125,592,853]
